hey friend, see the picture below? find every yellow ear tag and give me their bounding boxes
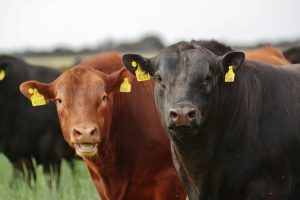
[28,88,46,106]
[135,65,151,82]
[225,66,235,83]
[0,69,5,81]
[120,78,131,93]
[132,60,150,81]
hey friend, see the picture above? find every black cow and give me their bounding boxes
[284,46,300,64]
[0,55,74,174]
[123,40,300,200]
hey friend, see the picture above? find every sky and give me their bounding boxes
[0,0,300,52]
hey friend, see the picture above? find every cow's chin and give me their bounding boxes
[169,126,199,141]
[74,143,98,158]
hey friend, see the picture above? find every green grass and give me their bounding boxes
[0,154,100,200]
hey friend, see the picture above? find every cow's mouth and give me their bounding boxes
[169,126,199,141]
[74,143,98,157]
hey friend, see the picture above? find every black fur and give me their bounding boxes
[284,46,300,64]
[0,55,75,174]
[123,40,300,200]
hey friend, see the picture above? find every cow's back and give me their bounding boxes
[80,51,123,74]
[245,46,290,66]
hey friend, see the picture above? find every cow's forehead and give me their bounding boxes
[154,46,214,81]
[54,67,106,94]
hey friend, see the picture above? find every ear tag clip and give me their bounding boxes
[225,66,235,83]
[0,69,5,81]
[28,88,46,106]
[132,61,137,68]
[120,78,131,93]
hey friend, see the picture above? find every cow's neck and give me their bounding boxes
[83,153,129,200]
[83,87,138,199]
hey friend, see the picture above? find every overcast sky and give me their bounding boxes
[1,0,300,52]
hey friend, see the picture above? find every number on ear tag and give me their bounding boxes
[28,88,46,106]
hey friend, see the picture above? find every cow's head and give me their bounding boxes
[20,66,130,158]
[123,42,244,140]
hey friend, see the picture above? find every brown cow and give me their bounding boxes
[19,52,186,200]
[245,46,290,66]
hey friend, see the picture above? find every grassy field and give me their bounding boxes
[0,154,100,200]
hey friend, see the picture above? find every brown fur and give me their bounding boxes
[245,46,290,66]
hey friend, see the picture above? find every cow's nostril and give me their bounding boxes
[73,126,98,138]
[90,128,96,136]
[73,129,82,138]
[188,109,196,119]
[170,111,178,119]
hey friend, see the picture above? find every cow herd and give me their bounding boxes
[1,40,300,200]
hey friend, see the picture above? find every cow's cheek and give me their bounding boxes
[97,110,105,126]
[59,120,72,145]
[154,87,169,126]
[56,109,72,146]
[97,105,108,141]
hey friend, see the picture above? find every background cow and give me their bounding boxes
[244,46,290,65]
[19,52,186,199]
[191,40,290,65]
[123,40,300,200]
[284,46,300,64]
[0,55,74,174]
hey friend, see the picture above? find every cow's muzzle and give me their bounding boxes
[70,123,100,157]
[167,103,200,129]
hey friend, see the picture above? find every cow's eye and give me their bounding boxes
[154,74,166,89]
[55,98,62,104]
[102,95,108,102]
[154,74,162,82]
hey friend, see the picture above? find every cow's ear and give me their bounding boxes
[0,62,10,81]
[220,51,245,72]
[19,81,54,103]
[107,68,134,93]
[122,54,154,76]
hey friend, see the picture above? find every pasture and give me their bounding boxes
[0,154,100,200]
